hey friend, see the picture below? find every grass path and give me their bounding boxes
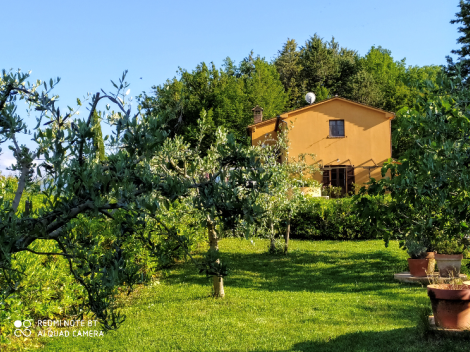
[42,239,470,351]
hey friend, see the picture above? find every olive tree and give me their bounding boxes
[0,70,270,329]
[253,122,320,254]
[147,111,270,297]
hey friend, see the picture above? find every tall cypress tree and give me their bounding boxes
[92,110,105,161]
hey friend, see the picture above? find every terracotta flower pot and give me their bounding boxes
[427,284,470,330]
[407,252,436,277]
[408,258,429,277]
[435,253,463,277]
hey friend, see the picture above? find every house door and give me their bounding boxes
[322,166,355,197]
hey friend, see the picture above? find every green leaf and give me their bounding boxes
[162,199,170,211]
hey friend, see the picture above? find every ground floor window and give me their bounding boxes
[321,165,355,197]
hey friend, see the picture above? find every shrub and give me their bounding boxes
[0,240,83,341]
[0,173,17,196]
[290,195,388,240]
[0,191,206,346]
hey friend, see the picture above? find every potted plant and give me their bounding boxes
[290,174,321,198]
[427,280,470,330]
[433,238,465,278]
[405,238,435,277]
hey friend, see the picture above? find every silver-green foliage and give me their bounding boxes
[253,122,320,252]
[0,69,271,330]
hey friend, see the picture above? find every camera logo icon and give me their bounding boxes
[14,320,32,337]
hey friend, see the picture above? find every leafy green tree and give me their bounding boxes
[274,36,442,115]
[147,112,270,297]
[345,69,383,107]
[274,39,306,109]
[392,64,443,158]
[354,72,470,253]
[0,69,271,329]
[253,122,320,254]
[352,46,408,111]
[275,34,356,109]
[446,0,470,78]
[243,56,288,122]
[142,53,288,147]
[298,35,357,103]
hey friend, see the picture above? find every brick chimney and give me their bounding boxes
[252,105,263,124]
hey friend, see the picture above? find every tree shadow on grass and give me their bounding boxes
[157,244,458,349]
[168,246,414,295]
[162,245,431,324]
[253,328,470,352]
[227,250,407,293]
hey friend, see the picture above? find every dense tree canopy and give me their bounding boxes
[274,39,305,109]
[141,54,288,148]
[274,35,442,113]
[355,72,470,254]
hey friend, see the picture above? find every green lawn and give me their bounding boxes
[40,239,470,351]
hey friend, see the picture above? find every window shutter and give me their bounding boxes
[322,166,330,186]
[346,166,355,195]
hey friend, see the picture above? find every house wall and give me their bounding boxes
[250,99,392,186]
[251,121,279,147]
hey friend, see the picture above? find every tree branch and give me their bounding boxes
[169,158,190,179]
[99,209,115,219]
[11,134,30,213]
[25,248,74,258]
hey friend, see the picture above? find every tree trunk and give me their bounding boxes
[269,220,275,253]
[207,217,219,251]
[212,276,225,297]
[284,216,291,254]
[24,198,32,217]
[207,217,224,298]
[12,164,29,213]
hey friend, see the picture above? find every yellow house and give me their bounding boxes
[247,97,395,196]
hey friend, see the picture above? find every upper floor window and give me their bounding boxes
[329,120,344,137]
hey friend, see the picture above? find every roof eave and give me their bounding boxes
[282,97,395,118]
[246,117,282,130]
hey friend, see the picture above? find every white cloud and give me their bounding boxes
[0,150,19,176]
[0,150,41,177]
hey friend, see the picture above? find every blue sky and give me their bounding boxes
[0,0,461,174]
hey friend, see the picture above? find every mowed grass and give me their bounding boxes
[42,239,470,352]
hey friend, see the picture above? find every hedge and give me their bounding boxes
[290,196,388,240]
